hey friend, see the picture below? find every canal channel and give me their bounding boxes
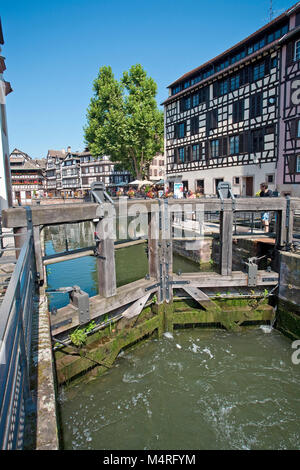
[44,223,300,450]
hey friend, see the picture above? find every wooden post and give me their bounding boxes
[33,225,44,283]
[163,199,173,304]
[96,213,116,298]
[13,226,27,260]
[219,201,233,276]
[148,208,160,280]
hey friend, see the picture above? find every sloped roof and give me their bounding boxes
[47,149,66,159]
[167,1,300,90]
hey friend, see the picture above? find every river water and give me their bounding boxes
[59,328,300,450]
[44,224,300,450]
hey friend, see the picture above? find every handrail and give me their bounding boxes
[0,229,36,450]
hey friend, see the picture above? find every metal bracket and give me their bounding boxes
[51,318,73,331]
[262,277,278,283]
[46,285,90,325]
[168,281,191,286]
[96,255,106,260]
[145,282,161,292]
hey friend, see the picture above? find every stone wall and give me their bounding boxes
[173,236,271,272]
[277,251,300,340]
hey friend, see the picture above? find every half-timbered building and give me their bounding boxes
[277,4,300,195]
[163,3,300,197]
[9,148,45,205]
[45,149,66,197]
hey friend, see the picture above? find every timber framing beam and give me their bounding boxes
[2,197,300,229]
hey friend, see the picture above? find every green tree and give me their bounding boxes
[84,64,164,179]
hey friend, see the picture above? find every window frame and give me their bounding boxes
[295,40,300,61]
[297,156,300,173]
[229,135,240,155]
[211,139,220,158]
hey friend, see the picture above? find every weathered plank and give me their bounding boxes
[220,203,233,276]
[172,271,279,288]
[122,293,151,319]
[2,197,298,229]
[182,286,221,312]
[95,215,116,298]
[51,278,159,335]
[33,226,44,282]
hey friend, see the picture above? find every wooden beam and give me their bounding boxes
[2,197,298,229]
[51,278,159,335]
[121,293,151,320]
[172,271,279,288]
[148,209,160,280]
[220,201,233,276]
[182,286,221,312]
[95,215,116,298]
[33,226,44,283]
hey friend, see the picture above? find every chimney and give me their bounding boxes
[67,146,71,153]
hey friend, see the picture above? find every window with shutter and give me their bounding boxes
[191,116,199,136]
[213,82,219,98]
[288,155,297,174]
[252,129,264,152]
[295,41,300,61]
[233,100,244,123]
[250,93,262,118]
[286,41,294,66]
[290,119,297,139]
[205,141,210,161]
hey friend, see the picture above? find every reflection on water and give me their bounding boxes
[44,224,200,311]
[59,328,300,450]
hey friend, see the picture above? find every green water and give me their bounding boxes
[59,328,300,450]
[45,224,300,450]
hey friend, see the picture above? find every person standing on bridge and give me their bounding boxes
[260,183,273,233]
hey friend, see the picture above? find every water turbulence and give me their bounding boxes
[59,329,300,450]
[44,222,300,450]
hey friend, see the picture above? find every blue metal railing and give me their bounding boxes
[0,229,36,450]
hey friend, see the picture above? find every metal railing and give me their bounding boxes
[0,229,36,450]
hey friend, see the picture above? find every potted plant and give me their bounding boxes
[116,189,123,197]
[127,189,135,199]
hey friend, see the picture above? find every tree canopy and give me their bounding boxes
[84,64,164,179]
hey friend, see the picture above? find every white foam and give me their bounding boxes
[203,348,214,359]
[260,325,273,334]
[163,332,174,339]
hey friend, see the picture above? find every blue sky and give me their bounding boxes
[1,0,295,158]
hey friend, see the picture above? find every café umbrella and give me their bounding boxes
[128,180,153,186]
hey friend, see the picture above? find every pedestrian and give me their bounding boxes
[260,183,273,233]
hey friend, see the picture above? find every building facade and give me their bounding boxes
[163,3,300,197]
[45,147,132,196]
[45,149,66,196]
[277,6,300,195]
[10,148,45,205]
[148,153,166,183]
[0,18,12,213]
